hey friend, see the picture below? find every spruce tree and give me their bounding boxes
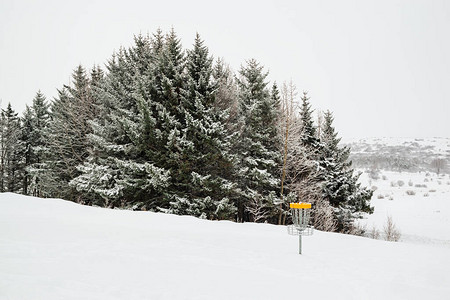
[21,106,33,194]
[72,31,237,216]
[234,59,281,222]
[28,91,50,196]
[212,58,239,129]
[319,110,373,231]
[42,88,73,198]
[71,38,170,208]
[70,51,136,206]
[44,66,97,200]
[299,91,320,151]
[167,33,236,219]
[19,91,50,196]
[0,103,22,192]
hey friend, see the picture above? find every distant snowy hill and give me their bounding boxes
[343,137,450,173]
[344,137,450,247]
[1,193,449,300]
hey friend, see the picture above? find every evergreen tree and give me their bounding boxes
[234,59,281,222]
[44,66,97,200]
[140,29,188,209]
[0,103,22,192]
[25,91,50,196]
[72,31,237,217]
[71,38,170,208]
[167,33,236,219]
[299,91,320,151]
[150,28,165,55]
[319,110,373,231]
[21,106,33,194]
[212,58,239,129]
[90,65,104,88]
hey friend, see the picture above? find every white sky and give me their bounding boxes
[1,0,449,138]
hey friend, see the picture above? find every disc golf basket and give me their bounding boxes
[287,202,314,254]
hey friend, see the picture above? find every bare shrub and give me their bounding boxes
[429,189,436,193]
[383,215,401,242]
[390,181,397,187]
[388,196,394,200]
[431,158,446,175]
[247,194,270,223]
[415,184,427,188]
[278,80,298,225]
[368,168,380,180]
[424,178,429,182]
[408,180,413,186]
[377,194,385,199]
[369,225,380,240]
[312,197,337,232]
[397,180,405,187]
[423,193,429,197]
[406,190,416,195]
[348,222,366,237]
[382,175,388,180]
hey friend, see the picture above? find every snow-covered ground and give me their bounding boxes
[1,193,449,300]
[358,170,450,247]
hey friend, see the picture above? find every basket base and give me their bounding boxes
[287,225,314,236]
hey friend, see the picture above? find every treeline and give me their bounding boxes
[2,29,372,232]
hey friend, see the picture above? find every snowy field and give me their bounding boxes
[1,193,449,300]
[358,170,450,246]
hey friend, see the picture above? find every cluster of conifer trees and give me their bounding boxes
[1,29,373,232]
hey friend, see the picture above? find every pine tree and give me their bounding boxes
[0,103,22,192]
[90,65,104,88]
[212,58,239,129]
[167,33,236,220]
[21,106,33,195]
[42,88,73,198]
[44,66,97,200]
[319,110,373,231]
[150,28,165,55]
[20,91,50,196]
[72,31,237,216]
[299,91,320,151]
[234,59,281,222]
[28,91,50,196]
[71,38,171,208]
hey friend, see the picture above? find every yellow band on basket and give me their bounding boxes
[290,202,312,209]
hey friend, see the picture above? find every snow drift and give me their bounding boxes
[1,193,449,300]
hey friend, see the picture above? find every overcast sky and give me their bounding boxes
[1,0,449,138]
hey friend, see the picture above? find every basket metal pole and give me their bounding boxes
[299,234,302,255]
